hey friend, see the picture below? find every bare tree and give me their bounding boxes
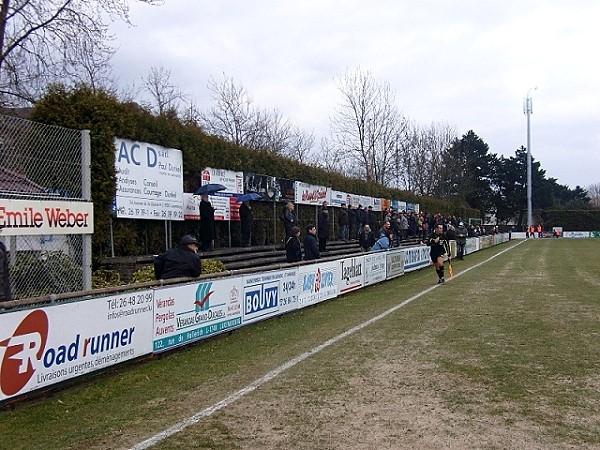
[200,73,315,158]
[587,183,600,208]
[201,73,256,147]
[395,121,456,195]
[283,126,315,164]
[0,0,162,106]
[141,66,185,115]
[330,67,405,185]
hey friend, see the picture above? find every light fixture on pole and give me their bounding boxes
[523,86,537,231]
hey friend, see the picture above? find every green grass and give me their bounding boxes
[2,239,600,449]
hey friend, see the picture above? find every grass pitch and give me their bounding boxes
[2,239,600,449]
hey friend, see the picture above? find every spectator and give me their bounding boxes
[358,224,375,252]
[455,221,468,260]
[356,204,366,238]
[318,202,330,252]
[239,201,253,247]
[281,202,297,239]
[285,226,302,263]
[0,241,12,304]
[338,203,349,241]
[154,235,202,280]
[348,204,357,240]
[199,195,215,251]
[365,206,376,230]
[371,232,391,251]
[303,224,320,261]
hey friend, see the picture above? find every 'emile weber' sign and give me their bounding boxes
[0,199,94,235]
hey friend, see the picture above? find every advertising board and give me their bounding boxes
[114,138,184,220]
[242,269,299,324]
[0,291,154,402]
[153,278,243,353]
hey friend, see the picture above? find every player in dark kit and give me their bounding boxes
[427,223,447,283]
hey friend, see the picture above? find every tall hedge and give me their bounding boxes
[29,86,478,260]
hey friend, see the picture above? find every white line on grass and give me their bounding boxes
[131,240,525,450]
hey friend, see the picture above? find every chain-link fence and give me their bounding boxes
[0,114,91,300]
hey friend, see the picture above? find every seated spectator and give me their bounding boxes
[154,235,201,279]
[371,233,391,251]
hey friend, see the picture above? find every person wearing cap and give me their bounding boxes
[154,235,202,280]
[455,221,468,260]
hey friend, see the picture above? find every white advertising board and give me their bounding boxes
[298,261,338,307]
[385,249,405,280]
[200,167,244,194]
[114,138,184,220]
[364,252,388,286]
[402,245,431,272]
[242,269,299,324]
[330,190,351,208]
[563,231,590,238]
[0,199,94,236]
[153,278,243,353]
[183,193,200,220]
[295,182,331,206]
[338,256,365,294]
[0,290,154,402]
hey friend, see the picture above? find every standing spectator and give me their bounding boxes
[408,212,418,238]
[154,235,202,279]
[281,202,297,239]
[365,206,376,230]
[372,221,392,251]
[356,205,366,238]
[359,224,375,252]
[303,224,320,261]
[338,203,349,241]
[0,241,12,304]
[239,201,253,247]
[199,195,215,251]
[400,212,409,241]
[348,204,357,240]
[285,226,302,263]
[455,221,468,260]
[318,202,330,252]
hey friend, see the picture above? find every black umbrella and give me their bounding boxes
[194,183,227,195]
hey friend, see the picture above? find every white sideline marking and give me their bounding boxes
[131,241,523,449]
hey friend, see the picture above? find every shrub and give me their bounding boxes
[92,269,123,288]
[202,259,227,275]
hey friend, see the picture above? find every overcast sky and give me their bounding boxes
[110,0,600,189]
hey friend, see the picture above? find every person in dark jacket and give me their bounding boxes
[427,223,448,284]
[348,205,357,240]
[303,224,320,261]
[358,224,375,252]
[239,201,253,247]
[0,241,12,304]
[154,235,202,280]
[317,203,329,252]
[281,202,296,239]
[199,195,215,251]
[338,203,349,241]
[285,226,302,263]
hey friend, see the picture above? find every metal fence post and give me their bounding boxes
[81,130,92,290]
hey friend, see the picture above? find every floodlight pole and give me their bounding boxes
[524,87,537,230]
